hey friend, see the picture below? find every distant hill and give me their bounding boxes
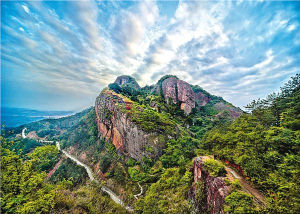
[1,107,74,127]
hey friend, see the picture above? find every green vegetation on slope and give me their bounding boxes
[0,136,127,214]
[203,74,300,213]
[3,107,93,140]
[3,137,44,157]
[50,158,89,187]
[0,137,57,213]
[2,75,298,214]
[203,159,226,177]
[135,168,193,214]
[128,103,177,135]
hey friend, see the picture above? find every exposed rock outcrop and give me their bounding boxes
[214,102,243,120]
[114,75,140,90]
[95,75,242,161]
[190,157,230,214]
[153,76,196,115]
[151,75,243,117]
[194,91,211,107]
[95,89,165,161]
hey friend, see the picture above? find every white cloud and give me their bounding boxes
[22,5,29,13]
[2,0,299,110]
[287,24,296,32]
[111,1,159,58]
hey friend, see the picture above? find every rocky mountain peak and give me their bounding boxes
[151,75,242,117]
[114,75,140,90]
[152,75,202,115]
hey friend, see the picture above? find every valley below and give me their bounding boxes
[1,74,299,214]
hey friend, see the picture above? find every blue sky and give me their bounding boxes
[1,0,299,111]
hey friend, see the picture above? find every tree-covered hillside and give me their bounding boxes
[203,74,300,213]
[1,75,299,213]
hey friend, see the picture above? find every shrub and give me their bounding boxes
[231,179,242,190]
[203,159,226,177]
[99,153,112,173]
[126,157,138,167]
[224,191,254,214]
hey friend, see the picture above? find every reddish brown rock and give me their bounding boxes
[195,91,211,107]
[112,127,124,150]
[177,80,195,114]
[98,122,110,140]
[190,157,230,214]
[95,89,165,161]
[161,77,178,104]
[158,77,196,115]
[180,103,193,115]
[47,158,63,179]
[152,76,223,115]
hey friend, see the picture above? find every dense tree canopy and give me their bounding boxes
[203,74,300,213]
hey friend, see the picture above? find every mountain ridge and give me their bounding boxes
[95,75,242,161]
[3,75,298,214]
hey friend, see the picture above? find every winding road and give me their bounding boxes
[23,128,134,212]
[134,182,143,200]
[22,128,27,139]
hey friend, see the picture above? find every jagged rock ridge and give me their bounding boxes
[152,75,242,116]
[95,75,242,161]
[152,76,196,115]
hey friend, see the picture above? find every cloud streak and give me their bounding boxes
[1,0,299,110]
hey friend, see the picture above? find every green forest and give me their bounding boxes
[202,75,300,213]
[1,74,299,213]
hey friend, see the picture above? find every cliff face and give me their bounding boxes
[152,76,242,117]
[194,91,211,107]
[95,75,242,162]
[190,157,230,214]
[95,89,164,161]
[153,76,196,115]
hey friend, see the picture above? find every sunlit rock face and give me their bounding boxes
[153,75,243,117]
[95,89,164,161]
[153,76,211,115]
[190,157,231,214]
[155,76,196,115]
[177,79,196,114]
[161,77,179,104]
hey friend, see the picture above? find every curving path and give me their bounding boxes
[134,182,143,200]
[225,166,266,206]
[22,128,134,212]
[22,128,27,139]
[201,155,266,207]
